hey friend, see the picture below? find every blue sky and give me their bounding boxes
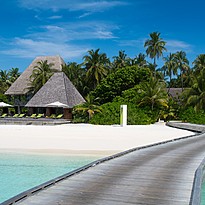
[0,0,204,72]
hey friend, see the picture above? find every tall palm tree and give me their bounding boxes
[193,54,205,75]
[144,32,167,72]
[83,49,110,90]
[174,51,189,91]
[163,53,177,91]
[29,60,55,93]
[138,76,168,110]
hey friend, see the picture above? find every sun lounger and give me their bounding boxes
[0,113,7,118]
[18,114,25,118]
[29,114,37,118]
[50,114,56,119]
[56,114,63,119]
[36,114,44,118]
[13,114,19,118]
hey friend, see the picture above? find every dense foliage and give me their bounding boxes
[90,102,153,125]
[91,66,151,104]
[179,107,205,124]
[1,31,205,125]
[29,60,55,94]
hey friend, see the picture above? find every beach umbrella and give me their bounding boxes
[45,101,69,108]
[0,102,13,107]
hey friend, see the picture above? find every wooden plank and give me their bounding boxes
[15,132,205,205]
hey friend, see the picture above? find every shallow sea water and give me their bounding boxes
[0,152,99,203]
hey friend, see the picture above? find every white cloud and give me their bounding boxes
[18,0,128,13]
[70,1,128,12]
[118,38,192,53]
[78,12,93,19]
[1,38,88,59]
[117,39,145,47]
[48,15,63,20]
[165,39,192,53]
[27,21,118,41]
[0,20,118,59]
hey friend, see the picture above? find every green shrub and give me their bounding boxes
[90,102,120,125]
[127,104,152,125]
[0,94,8,102]
[90,102,153,125]
[72,109,89,123]
[179,107,205,124]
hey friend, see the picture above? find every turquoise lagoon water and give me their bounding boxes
[0,152,99,203]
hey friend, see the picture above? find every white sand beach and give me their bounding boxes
[0,122,194,156]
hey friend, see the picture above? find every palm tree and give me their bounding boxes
[83,49,110,90]
[163,53,177,91]
[138,76,168,110]
[74,94,102,120]
[174,51,189,91]
[9,67,20,83]
[183,69,205,111]
[144,32,167,74]
[193,54,205,75]
[132,53,147,67]
[0,70,11,92]
[147,63,156,73]
[113,50,129,69]
[62,62,87,96]
[29,60,55,93]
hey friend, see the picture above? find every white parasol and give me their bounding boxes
[45,101,69,108]
[0,102,13,107]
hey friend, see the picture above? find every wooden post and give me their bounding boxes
[28,107,34,115]
[46,107,52,117]
[63,108,72,120]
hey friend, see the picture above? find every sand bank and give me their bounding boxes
[0,123,194,156]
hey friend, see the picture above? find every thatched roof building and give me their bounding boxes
[167,88,183,100]
[25,72,85,108]
[5,55,65,95]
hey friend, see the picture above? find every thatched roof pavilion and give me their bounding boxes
[167,88,183,100]
[5,55,65,95]
[25,72,85,108]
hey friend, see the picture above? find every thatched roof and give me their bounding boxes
[167,88,183,99]
[25,72,85,108]
[5,55,65,95]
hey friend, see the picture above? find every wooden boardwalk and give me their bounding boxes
[13,132,205,205]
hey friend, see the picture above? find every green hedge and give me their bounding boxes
[90,102,153,125]
[179,107,205,124]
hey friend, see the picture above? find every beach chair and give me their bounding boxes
[36,114,44,118]
[50,114,56,119]
[56,114,63,119]
[29,114,37,118]
[18,114,25,118]
[0,113,7,118]
[13,114,19,118]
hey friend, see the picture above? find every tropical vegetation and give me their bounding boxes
[29,60,56,94]
[1,31,205,124]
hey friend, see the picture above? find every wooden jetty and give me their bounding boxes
[3,124,205,205]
